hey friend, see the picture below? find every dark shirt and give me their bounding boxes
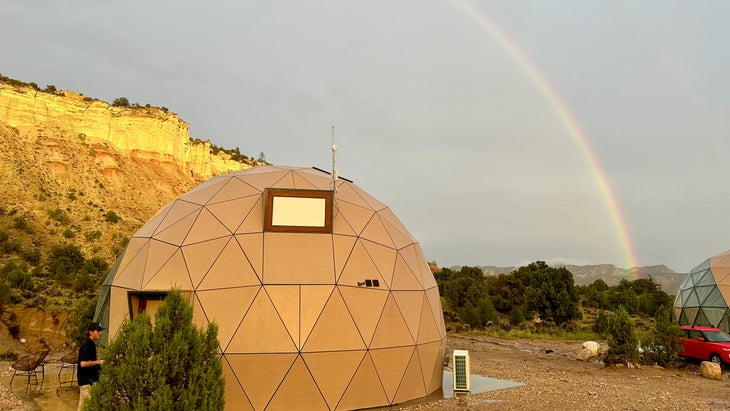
[77,337,101,386]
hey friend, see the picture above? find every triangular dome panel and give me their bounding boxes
[303,290,365,352]
[413,246,437,289]
[417,341,445,393]
[333,183,372,210]
[198,286,260,351]
[197,237,261,290]
[337,353,389,410]
[134,203,174,238]
[154,209,199,245]
[220,356,255,411]
[340,287,389,346]
[265,286,301,348]
[360,215,395,249]
[302,350,365,410]
[270,170,296,188]
[300,285,335,345]
[235,234,264,280]
[695,270,717,287]
[112,238,150,289]
[139,240,179,288]
[392,291,425,342]
[292,169,332,190]
[370,346,414,402]
[703,307,728,327]
[267,355,329,410]
[711,266,730,285]
[349,185,387,211]
[182,237,230,287]
[370,295,415,349]
[238,169,290,191]
[142,249,194,290]
[208,176,261,204]
[227,290,297,353]
[226,353,298,411]
[417,296,442,344]
[333,234,357,280]
[393,348,426,404]
[362,240,397,285]
[378,208,416,249]
[181,177,229,205]
[399,245,426,288]
[391,254,423,291]
[234,196,265,234]
[334,200,374,236]
[183,208,231,245]
[425,287,446,338]
[291,170,324,189]
[152,200,202,236]
[338,240,387,287]
[205,195,260,234]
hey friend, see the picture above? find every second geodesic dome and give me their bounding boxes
[673,249,730,332]
[95,165,447,411]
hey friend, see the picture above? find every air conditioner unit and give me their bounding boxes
[452,349,470,392]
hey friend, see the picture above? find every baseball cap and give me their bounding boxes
[88,322,105,331]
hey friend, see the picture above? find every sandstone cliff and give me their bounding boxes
[0,81,259,278]
[0,83,249,181]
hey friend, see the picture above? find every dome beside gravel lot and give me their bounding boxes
[95,165,446,410]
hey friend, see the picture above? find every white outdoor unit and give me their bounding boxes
[452,349,470,392]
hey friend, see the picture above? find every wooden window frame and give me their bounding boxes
[264,188,333,233]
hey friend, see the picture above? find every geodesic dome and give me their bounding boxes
[96,165,446,411]
[673,249,730,332]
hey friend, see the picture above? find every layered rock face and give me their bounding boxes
[0,84,248,180]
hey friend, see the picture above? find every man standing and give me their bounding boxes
[77,321,105,411]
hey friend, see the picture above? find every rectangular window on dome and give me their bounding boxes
[128,292,168,322]
[265,188,333,233]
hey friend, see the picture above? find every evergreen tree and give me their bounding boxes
[640,305,684,367]
[605,306,639,365]
[86,289,224,410]
[592,310,609,336]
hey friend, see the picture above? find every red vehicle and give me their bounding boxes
[679,325,730,366]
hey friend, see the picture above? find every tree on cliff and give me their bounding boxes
[112,97,130,107]
[85,289,224,410]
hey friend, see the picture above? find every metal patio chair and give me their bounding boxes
[10,349,50,391]
[57,348,79,392]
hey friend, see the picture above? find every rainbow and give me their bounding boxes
[452,0,639,271]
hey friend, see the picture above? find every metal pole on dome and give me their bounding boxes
[331,126,338,192]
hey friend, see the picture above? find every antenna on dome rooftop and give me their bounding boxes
[331,125,338,192]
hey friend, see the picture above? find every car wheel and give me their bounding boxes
[710,353,723,367]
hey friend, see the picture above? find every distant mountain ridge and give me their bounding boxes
[455,264,687,294]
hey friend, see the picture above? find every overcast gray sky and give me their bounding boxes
[3,1,729,272]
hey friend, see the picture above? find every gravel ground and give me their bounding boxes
[0,365,32,411]
[394,334,730,411]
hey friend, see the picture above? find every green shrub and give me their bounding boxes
[62,228,75,238]
[84,230,102,242]
[21,248,41,264]
[104,211,120,224]
[605,306,639,365]
[639,305,684,367]
[6,268,34,290]
[47,208,71,224]
[87,289,224,410]
[592,310,610,335]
